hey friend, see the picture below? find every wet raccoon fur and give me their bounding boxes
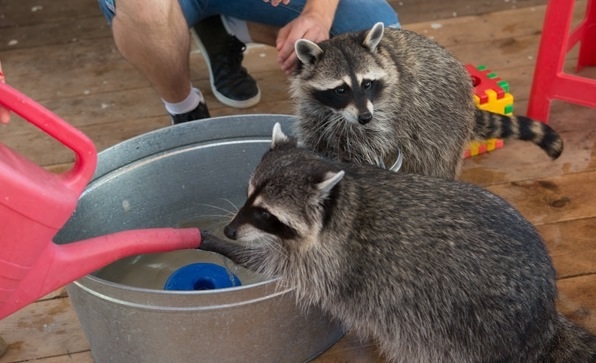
[290,22,563,179]
[200,124,595,363]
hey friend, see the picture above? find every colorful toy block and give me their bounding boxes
[463,64,513,158]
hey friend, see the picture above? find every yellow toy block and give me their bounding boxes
[463,65,513,159]
[475,90,515,116]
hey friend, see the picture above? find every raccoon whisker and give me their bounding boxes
[263,237,289,261]
[341,126,353,160]
[195,202,237,216]
[308,120,329,149]
[331,114,350,154]
[318,116,339,144]
[219,198,240,212]
[193,213,234,220]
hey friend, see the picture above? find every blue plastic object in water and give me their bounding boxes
[164,263,241,291]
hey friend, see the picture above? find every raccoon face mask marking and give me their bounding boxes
[312,78,383,125]
[296,39,387,126]
[224,124,345,248]
[223,195,298,242]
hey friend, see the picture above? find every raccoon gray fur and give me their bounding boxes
[200,124,595,363]
[290,22,563,179]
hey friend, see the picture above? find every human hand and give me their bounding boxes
[263,0,290,6]
[0,62,10,125]
[276,12,331,74]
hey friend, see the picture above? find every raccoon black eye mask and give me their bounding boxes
[199,123,594,363]
[291,22,563,179]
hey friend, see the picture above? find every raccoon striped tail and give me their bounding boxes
[473,109,563,159]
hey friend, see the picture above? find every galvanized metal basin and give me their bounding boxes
[55,115,343,363]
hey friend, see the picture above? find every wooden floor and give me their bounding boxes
[1,0,595,362]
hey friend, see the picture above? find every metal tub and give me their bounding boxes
[55,115,343,363]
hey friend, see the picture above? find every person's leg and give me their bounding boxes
[97,0,209,123]
[204,0,399,36]
[112,0,190,103]
[328,0,401,34]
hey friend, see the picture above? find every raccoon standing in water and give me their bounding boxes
[290,23,563,179]
[200,124,595,363]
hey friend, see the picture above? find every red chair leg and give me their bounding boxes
[528,0,596,122]
[527,0,576,122]
[577,0,596,70]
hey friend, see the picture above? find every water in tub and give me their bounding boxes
[95,216,266,290]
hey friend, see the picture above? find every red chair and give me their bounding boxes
[527,0,596,122]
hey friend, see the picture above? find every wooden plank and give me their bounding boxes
[449,33,544,74]
[484,170,596,226]
[313,332,382,362]
[460,125,596,186]
[539,218,596,279]
[0,0,102,28]
[0,297,90,362]
[0,38,151,103]
[404,1,586,48]
[0,17,110,52]
[0,1,594,362]
[0,91,293,170]
[404,3,547,46]
[2,274,592,363]
[0,41,279,104]
[7,351,95,363]
[557,275,596,332]
[393,0,548,24]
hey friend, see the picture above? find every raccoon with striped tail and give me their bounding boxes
[290,22,563,179]
[199,123,595,363]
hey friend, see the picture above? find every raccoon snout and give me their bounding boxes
[224,224,237,240]
[358,112,373,125]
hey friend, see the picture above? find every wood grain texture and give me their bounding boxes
[0,0,593,362]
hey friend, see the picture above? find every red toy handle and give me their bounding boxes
[0,82,97,194]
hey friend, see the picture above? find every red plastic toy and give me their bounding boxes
[466,64,509,104]
[0,82,201,319]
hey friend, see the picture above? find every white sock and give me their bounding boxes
[163,87,204,115]
[222,16,252,44]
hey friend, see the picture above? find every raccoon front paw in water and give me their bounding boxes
[199,230,244,264]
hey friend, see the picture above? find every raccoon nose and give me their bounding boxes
[224,224,237,240]
[358,112,373,125]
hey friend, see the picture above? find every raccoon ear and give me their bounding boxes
[295,39,323,65]
[317,170,345,199]
[271,122,291,149]
[363,22,385,52]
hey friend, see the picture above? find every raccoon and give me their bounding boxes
[200,124,595,363]
[290,22,563,179]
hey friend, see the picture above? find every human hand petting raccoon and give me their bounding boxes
[276,0,338,74]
